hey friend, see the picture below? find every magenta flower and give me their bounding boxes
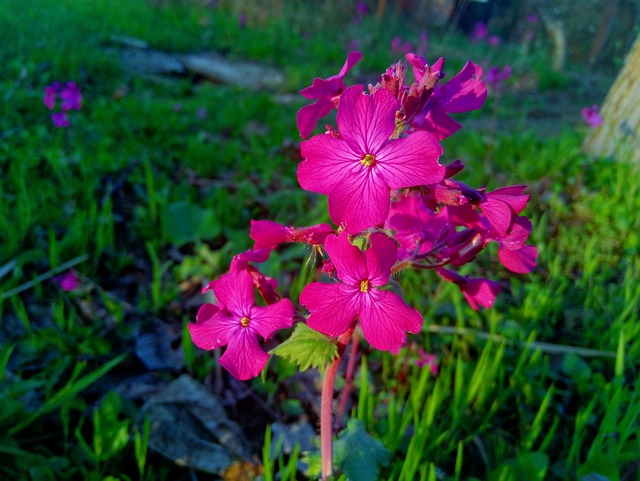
[485,66,511,92]
[494,217,538,274]
[298,85,444,233]
[43,82,60,110]
[51,112,70,128]
[297,51,362,138]
[416,349,439,375]
[414,61,487,139]
[581,104,603,128]
[250,220,333,250]
[481,184,530,238]
[436,268,500,310]
[300,232,423,352]
[471,21,488,42]
[54,270,80,291]
[189,269,294,380]
[60,82,82,111]
[44,81,82,127]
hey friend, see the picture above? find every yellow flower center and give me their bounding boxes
[240,316,250,328]
[360,153,376,167]
[360,279,370,293]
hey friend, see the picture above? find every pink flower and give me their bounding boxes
[44,81,82,127]
[480,184,529,238]
[51,112,70,128]
[436,268,500,310]
[471,22,488,42]
[250,220,333,249]
[60,82,82,111]
[487,35,501,47]
[416,349,439,375]
[414,61,487,139]
[225,248,281,305]
[43,82,60,110]
[581,105,603,128]
[297,51,362,138]
[189,269,294,380]
[54,270,80,291]
[494,217,538,274]
[298,85,444,233]
[485,66,511,91]
[300,232,423,352]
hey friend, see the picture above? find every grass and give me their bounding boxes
[1,1,639,480]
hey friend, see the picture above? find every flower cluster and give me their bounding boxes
[190,51,537,380]
[43,81,82,128]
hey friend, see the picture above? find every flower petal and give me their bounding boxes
[376,131,444,188]
[298,134,359,195]
[250,298,294,340]
[211,270,254,317]
[364,233,397,286]
[328,170,390,233]
[301,282,359,338]
[250,220,291,249]
[418,105,462,140]
[188,309,236,350]
[337,85,397,155]
[498,244,538,273]
[324,232,367,284]
[219,329,270,380]
[461,277,501,310]
[439,61,487,113]
[359,289,423,351]
[297,97,335,138]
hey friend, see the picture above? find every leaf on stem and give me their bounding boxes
[270,323,338,372]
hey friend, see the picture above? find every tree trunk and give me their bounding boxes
[583,32,640,163]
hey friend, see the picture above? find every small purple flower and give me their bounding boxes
[416,349,439,375]
[471,21,488,42]
[488,35,500,47]
[527,14,538,24]
[43,82,61,110]
[486,65,511,92]
[51,112,70,128]
[44,81,82,127]
[356,1,368,16]
[197,106,207,120]
[60,82,82,111]
[238,12,247,28]
[54,270,79,291]
[581,105,603,128]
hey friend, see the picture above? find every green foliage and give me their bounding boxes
[303,419,390,481]
[334,419,390,481]
[270,323,338,372]
[488,452,549,481]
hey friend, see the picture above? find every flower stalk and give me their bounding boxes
[321,328,354,480]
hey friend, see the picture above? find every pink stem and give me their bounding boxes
[321,328,354,481]
[334,331,360,430]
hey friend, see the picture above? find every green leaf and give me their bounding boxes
[93,391,130,461]
[270,323,337,372]
[488,452,548,481]
[577,453,620,481]
[161,201,220,247]
[333,419,390,481]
